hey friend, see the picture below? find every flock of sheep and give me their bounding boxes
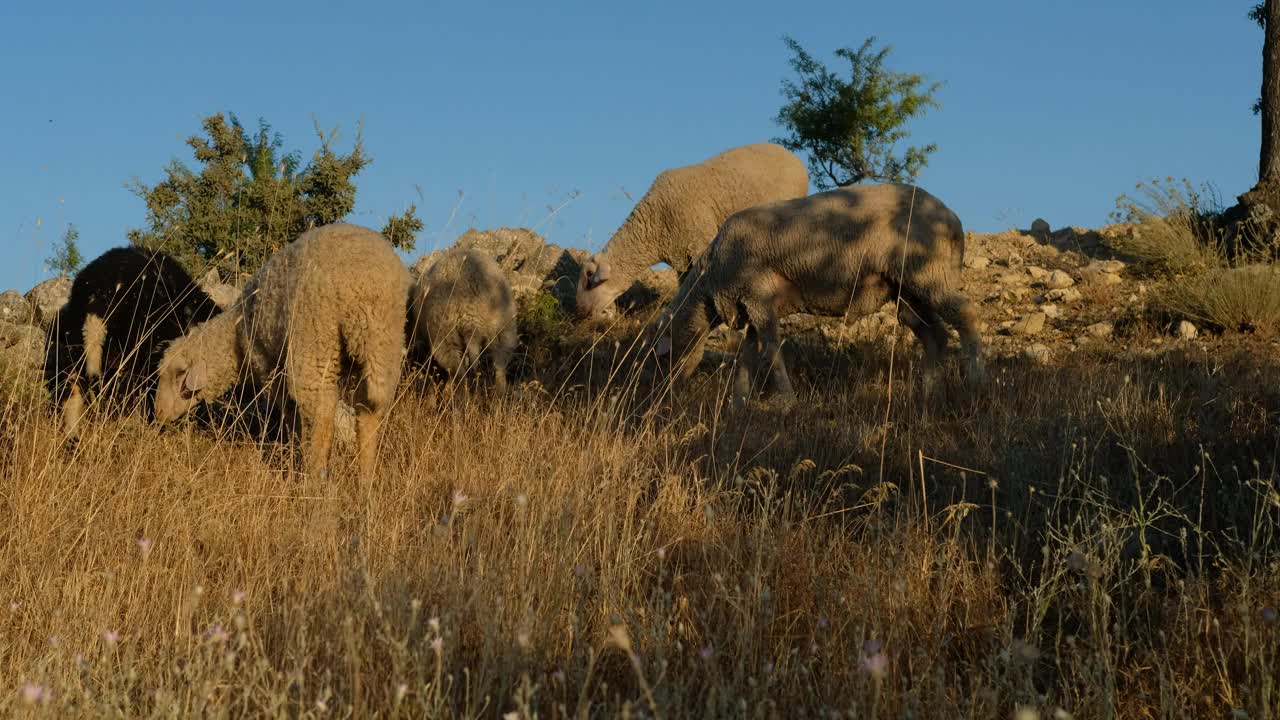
[40,142,985,482]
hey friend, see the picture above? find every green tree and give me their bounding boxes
[774,35,942,189]
[47,223,84,276]
[128,113,421,278]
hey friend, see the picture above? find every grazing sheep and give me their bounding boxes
[654,183,985,405]
[409,248,517,393]
[576,142,809,319]
[154,223,410,482]
[43,246,222,438]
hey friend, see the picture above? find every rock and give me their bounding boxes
[1045,270,1075,290]
[1085,321,1114,338]
[1176,320,1198,340]
[1010,312,1047,336]
[409,227,593,309]
[1047,287,1083,303]
[0,290,33,325]
[1026,266,1049,280]
[25,276,72,328]
[1089,259,1127,274]
[0,320,46,370]
[964,255,991,270]
[1030,218,1051,237]
[997,252,1025,269]
[998,273,1027,286]
[1024,343,1052,364]
[1040,303,1062,319]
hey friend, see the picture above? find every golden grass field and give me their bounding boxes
[2,314,1279,718]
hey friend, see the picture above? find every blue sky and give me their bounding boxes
[0,0,1263,293]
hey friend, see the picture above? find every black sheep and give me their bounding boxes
[43,246,223,436]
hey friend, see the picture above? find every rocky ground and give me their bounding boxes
[3,222,1274,387]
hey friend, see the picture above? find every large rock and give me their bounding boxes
[25,276,72,328]
[0,290,33,325]
[0,320,45,371]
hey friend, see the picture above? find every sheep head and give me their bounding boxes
[575,255,621,319]
[154,334,220,422]
[648,293,711,381]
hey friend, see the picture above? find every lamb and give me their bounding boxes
[43,246,223,438]
[153,223,411,482]
[575,142,809,319]
[653,183,986,406]
[409,248,517,393]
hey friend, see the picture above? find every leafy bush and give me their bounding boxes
[516,290,569,345]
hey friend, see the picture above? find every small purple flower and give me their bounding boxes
[763,660,775,675]
[102,630,121,645]
[207,624,229,643]
[452,490,469,507]
[817,616,830,629]
[862,651,888,677]
[862,638,882,656]
[699,645,714,660]
[231,590,246,605]
[20,682,50,705]
[137,538,153,557]
[1262,606,1278,625]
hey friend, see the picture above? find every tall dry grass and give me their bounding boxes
[1,324,1279,718]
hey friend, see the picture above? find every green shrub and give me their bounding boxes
[516,290,569,344]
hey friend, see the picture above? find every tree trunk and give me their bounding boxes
[1260,0,1280,181]
[1221,0,1280,261]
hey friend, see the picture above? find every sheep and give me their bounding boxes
[153,223,411,482]
[653,183,986,406]
[576,142,809,319]
[43,246,223,438]
[409,248,517,394]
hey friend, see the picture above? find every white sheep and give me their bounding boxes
[654,183,986,406]
[154,223,411,482]
[576,142,809,319]
[409,248,517,393]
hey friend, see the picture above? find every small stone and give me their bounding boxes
[1041,303,1062,319]
[1026,266,1049,280]
[1031,218,1051,236]
[1046,270,1075,289]
[964,255,991,270]
[1176,320,1198,340]
[1010,312,1046,336]
[1024,343,1051,364]
[1091,272,1122,287]
[1001,252,1025,269]
[1085,321,1114,338]
[1047,288,1083,303]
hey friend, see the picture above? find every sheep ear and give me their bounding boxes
[183,357,209,393]
[586,261,610,290]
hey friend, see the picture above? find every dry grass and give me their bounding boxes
[1158,264,1280,335]
[2,325,1280,718]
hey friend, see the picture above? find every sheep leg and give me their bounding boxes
[732,326,763,409]
[755,312,796,405]
[352,345,402,485]
[60,378,86,440]
[935,293,986,384]
[490,342,511,396]
[896,298,948,398]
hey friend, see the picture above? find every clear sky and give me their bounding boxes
[0,0,1263,293]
